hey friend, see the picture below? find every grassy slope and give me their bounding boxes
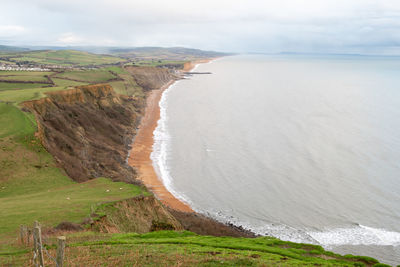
[0,86,69,103]
[105,66,144,97]
[0,102,147,236]
[2,231,383,266]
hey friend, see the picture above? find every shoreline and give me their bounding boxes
[128,59,213,212]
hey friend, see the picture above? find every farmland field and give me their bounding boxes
[0,82,50,91]
[5,50,126,66]
[0,71,53,82]
[54,69,117,83]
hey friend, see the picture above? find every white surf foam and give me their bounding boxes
[150,81,194,207]
[150,59,219,207]
[198,208,319,244]
[194,208,400,248]
[309,225,400,247]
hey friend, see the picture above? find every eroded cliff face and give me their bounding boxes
[24,84,142,183]
[91,196,183,233]
[89,196,255,237]
[125,66,177,91]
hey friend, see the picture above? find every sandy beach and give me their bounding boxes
[128,59,212,212]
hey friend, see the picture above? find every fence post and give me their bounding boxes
[33,229,38,266]
[27,228,31,246]
[56,236,66,267]
[20,225,26,244]
[33,224,45,267]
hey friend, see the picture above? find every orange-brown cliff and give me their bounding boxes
[24,84,142,183]
[125,66,177,91]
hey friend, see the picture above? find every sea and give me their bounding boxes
[151,54,400,265]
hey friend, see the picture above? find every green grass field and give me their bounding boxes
[0,86,70,103]
[0,103,35,138]
[104,66,129,74]
[54,69,117,83]
[0,177,146,236]
[0,71,53,82]
[0,65,143,103]
[51,77,88,87]
[0,82,50,91]
[0,75,49,82]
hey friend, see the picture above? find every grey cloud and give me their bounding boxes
[1,0,400,54]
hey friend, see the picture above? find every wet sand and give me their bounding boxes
[128,60,212,212]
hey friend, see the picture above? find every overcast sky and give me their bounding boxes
[1,0,400,54]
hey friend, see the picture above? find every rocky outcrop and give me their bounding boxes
[23,84,142,183]
[90,196,255,238]
[91,196,183,233]
[125,66,177,91]
[168,208,256,238]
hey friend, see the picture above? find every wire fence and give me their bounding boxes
[20,222,65,267]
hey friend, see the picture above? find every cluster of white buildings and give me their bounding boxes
[0,64,51,71]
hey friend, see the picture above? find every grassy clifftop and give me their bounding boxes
[3,231,384,266]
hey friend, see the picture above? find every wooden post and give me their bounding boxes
[20,225,26,244]
[56,236,66,267]
[33,227,38,267]
[33,225,44,267]
[33,221,39,252]
[27,228,31,246]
